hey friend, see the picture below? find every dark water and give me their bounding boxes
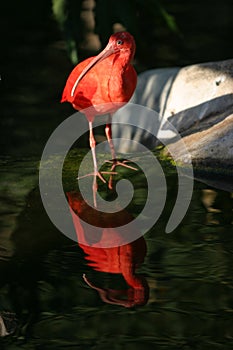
[0,151,233,349]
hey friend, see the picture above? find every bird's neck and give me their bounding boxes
[113,51,133,71]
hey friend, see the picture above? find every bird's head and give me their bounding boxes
[71,32,136,97]
[108,31,136,60]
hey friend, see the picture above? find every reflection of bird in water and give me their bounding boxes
[67,191,149,308]
[61,32,137,206]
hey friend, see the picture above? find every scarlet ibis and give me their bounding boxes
[67,191,149,307]
[61,32,137,205]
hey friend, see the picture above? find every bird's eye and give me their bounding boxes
[117,40,123,45]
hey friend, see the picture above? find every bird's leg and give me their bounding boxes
[89,123,105,182]
[77,121,116,206]
[92,174,97,208]
[105,115,138,189]
[78,121,106,183]
[105,115,117,161]
[105,115,138,170]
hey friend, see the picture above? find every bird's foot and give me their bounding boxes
[105,159,138,190]
[78,170,118,207]
[77,170,116,183]
[105,159,138,172]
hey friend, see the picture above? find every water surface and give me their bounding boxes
[0,152,232,349]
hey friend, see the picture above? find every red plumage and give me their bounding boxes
[61,32,137,207]
[61,31,137,118]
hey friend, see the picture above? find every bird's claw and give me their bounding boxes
[77,170,117,183]
[105,159,138,171]
[77,171,118,208]
[77,171,107,183]
[104,159,138,190]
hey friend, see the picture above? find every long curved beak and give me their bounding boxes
[71,43,118,97]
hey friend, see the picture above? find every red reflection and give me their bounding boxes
[67,191,149,307]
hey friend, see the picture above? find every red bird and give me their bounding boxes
[61,32,137,203]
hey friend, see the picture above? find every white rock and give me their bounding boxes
[113,59,233,170]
